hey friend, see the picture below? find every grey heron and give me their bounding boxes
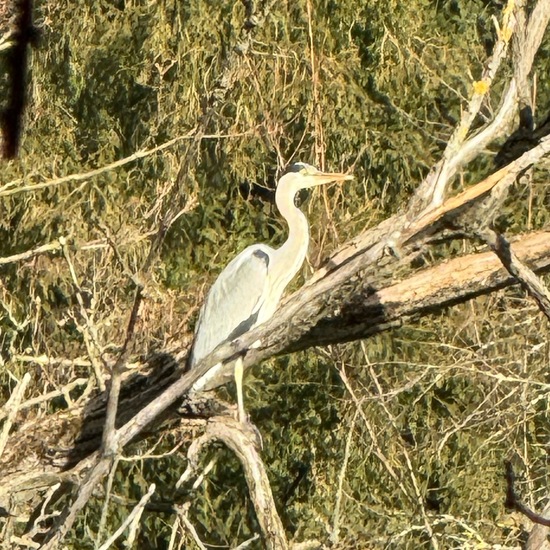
[188,163,353,422]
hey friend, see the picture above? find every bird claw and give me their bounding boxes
[235,407,249,424]
[228,407,263,449]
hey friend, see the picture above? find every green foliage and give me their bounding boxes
[1,0,550,547]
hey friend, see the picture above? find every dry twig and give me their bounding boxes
[97,483,156,550]
[61,237,107,392]
[0,372,30,458]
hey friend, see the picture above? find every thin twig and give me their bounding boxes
[167,514,181,550]
[0,129,261,198]
[61,237,106,391]
[101,286,143,455]
[97,483,156,550]
[96,458,120,546]
[0,232,157,267]
[11,353,92,367]
[0,130,206,197]
[330,398,358,545]
[176,503,208,550]
[23,482,62,542]
[0,376,88,421]
[234,534,261,549]
[0,240,62,265]
[0,372,30,458]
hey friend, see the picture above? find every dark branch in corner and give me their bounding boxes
[505,461,550,528]
[495,106,550,168]
[2,0,38,159]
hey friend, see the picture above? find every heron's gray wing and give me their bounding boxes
[189,245,271,367]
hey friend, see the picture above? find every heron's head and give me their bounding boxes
[278,162,353,193]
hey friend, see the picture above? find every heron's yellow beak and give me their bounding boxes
[307,171,353,187]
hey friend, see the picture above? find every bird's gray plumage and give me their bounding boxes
[188,246,271,367]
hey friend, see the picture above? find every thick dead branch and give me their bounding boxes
[512,0,530,106]
[315,132,550,284]
[479,229,550,320]
[210,230,550,386]
[422,0,516,207]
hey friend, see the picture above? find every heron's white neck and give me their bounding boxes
[272,179,310,286]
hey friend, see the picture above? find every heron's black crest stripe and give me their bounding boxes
[253,249,270,267]
[284,162,317,175]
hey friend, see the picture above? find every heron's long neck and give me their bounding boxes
[273,182,309,283]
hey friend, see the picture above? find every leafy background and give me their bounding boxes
[1,0,550,548]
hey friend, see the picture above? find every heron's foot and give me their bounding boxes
[231,408,263,449]
[235,403,250,425]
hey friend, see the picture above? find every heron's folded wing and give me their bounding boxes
[189,245,270,366]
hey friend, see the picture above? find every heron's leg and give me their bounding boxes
[235,357,246,423]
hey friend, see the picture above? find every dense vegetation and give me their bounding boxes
[1,0,549,548]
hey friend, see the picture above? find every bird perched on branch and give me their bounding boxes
[188,163,353,422]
